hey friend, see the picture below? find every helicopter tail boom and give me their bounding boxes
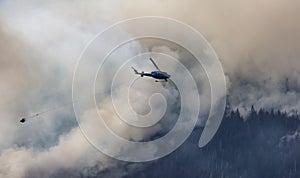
[131,67,152,77]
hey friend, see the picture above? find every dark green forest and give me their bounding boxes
[124,107,300,178]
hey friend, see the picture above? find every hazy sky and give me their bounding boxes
[0,0,299,177]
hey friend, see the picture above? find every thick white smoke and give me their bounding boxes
[0,0,299,177]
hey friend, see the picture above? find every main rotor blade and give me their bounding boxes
[149,58,161,71]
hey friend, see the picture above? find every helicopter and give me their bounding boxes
[131,58,171,82]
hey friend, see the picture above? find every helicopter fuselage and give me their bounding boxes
[140,71,170,80]
[131,58,171,81]
[150,71,170,79]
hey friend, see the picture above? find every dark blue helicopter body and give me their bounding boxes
[151,71,170,80]
[132,58,171,82]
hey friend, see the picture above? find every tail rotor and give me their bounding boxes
[131,67,138,74]
[131,67,145,77]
